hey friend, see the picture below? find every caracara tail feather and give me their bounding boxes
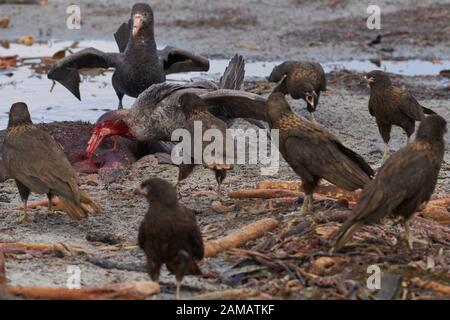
[337,144,375,179]
[79,190,103,214]
[421,106,436,116]
[57,190,102,220]
[332,220,363,252]
[58,197,88,220]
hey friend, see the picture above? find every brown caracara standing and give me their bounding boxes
[2,103,102,223]
[177,93,233,201]
[135,178,204,299]
[333,115,446,252]
[268,61,327,123]
[365,70,436,161]
[266,92,374,214]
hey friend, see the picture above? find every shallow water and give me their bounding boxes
[1,40,449,129]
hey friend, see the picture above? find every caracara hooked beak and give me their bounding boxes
[305,91,318,108]
[365,75,375,84]
[133,186,148,196]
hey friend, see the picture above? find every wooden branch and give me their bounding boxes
[228,188,354,208]
[204,218,279,258]
[419,205,450,224]
[256,180,361,202]
[189,289,258,300]
[429,194,450,206]
[256,180,300,191]
[6,281,160,300]
[0,242,72,257]
[410,277,450,295]
[13,198,64,210]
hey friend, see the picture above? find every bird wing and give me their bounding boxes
[200,89,268,122]
[186,112,232,169]
[134,82,190,109]
[138,221,146,250]
[158,46,210,75]
[114,21,131,53]
[3,127,80,202]
[397,88,424,121]
[312,62,327,91]
[219,54,245,90]
[368,96,376,117]
[48,48,121,100]
[340,146,435,227]
[283,123,373,190]
[184,208,204,260]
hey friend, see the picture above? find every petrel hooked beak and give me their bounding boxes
[132,14,144,36]
[86,127,112,157]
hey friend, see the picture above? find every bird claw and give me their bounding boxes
[407,236,428,250]
[300,204,314,215]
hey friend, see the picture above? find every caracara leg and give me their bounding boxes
[300,178,319,214]
[382,143,389,162]
[406,136,411,145]
[310,112,317,123]
[301,194,314,214]
[47,192,54,212]
[215,170,227,202]
[15,180,30,224]
[176,280,182,300]
[403,219,427,249]
[17,199,29,224]
[216,182,222,202]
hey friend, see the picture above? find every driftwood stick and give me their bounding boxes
[256,180,300,191]
[13,197,63,210]
[228,189,353,208]
[419,205,450,223]
[204,218,279,258]
[410,277,450,295]
[256,180,361,202]
[0,242,72,257]
[6,281,160,300]
[189,289,258,300]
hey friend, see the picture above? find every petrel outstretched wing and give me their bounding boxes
[48,48,120,100]
[159,46,210,75]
